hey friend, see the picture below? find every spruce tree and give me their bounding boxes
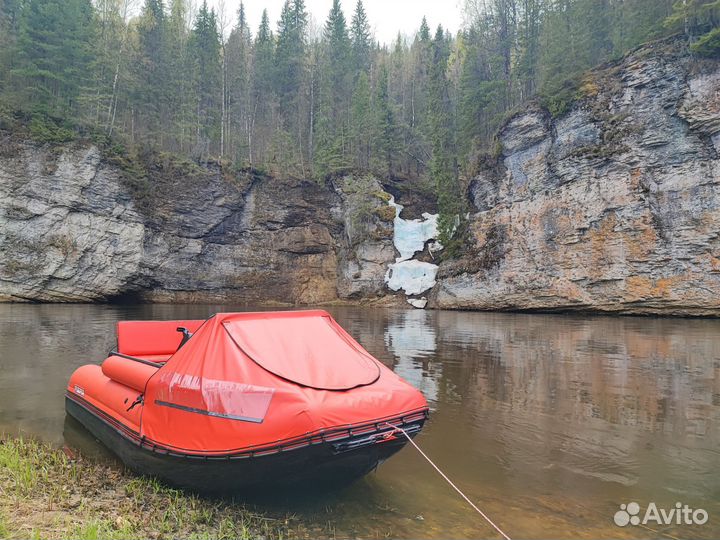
[250,9,274,166]
[274,0,308,171]
[350,71,372,169]
[665,0,720,37]
[0,0,689,179]
[226,2,252,162]
[665,0,720,56]
[10,0,96,119]
[350,0,372,74]
[166,0,193,151]
[428,25,463,247]
[314,0,352,174]
[373,62,398,176]
[135,0,169,144]
[188,0,221,158]
[0,0,20,95]
[275,0,307,124]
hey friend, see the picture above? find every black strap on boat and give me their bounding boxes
[108,351,161,368]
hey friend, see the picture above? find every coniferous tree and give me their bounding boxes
[458,26,505,161]
[665,0,720,56]
[350,0,372,74]
[188,0,221,159]
[612,0,674,51]
[516,0,543,100]
[250,9,274,166]
[166,0,193,151]
[225,2,252,162]
[134,0,170,144]
[407,17,432,176]
[373,62,398,176]
[0,0,694,190]
[274,0,308,173]
[0,0,16,95]
[665,0,720,36]
[429,25,463,246]
[350,70,372,168]
[9,0,96,119]
[1,0,22,97]
[314,0,352,176]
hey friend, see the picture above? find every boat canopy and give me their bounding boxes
[140,310,427,455]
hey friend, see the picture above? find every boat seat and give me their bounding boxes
[116,320,205,357]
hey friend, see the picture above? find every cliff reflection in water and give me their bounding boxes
[385,310,719,501]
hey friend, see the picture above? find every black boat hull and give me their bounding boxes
[65,395,424,494]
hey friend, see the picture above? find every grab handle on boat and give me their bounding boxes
[126,394,144,412]
[176,327,192,349]
[108,351,162,368]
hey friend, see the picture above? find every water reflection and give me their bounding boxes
[385,309,440,403]
[1,304,719,538]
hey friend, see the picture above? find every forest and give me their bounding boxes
[0,0,719,241]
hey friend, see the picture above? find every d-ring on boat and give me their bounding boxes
[66,310,429,492]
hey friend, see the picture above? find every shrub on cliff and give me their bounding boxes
[691,27,720,56]
[28,114,75,144]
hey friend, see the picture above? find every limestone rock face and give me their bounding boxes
[0,140,394,304]
[432,41,720,316]
[3,39,719,314]
[332,175,397,299]
[0,145,145,302]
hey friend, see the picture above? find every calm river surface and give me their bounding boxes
[1,304,719,539]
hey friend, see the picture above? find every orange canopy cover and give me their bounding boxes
[140,311,428,454]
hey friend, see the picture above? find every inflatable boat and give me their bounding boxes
[66,310,428,492]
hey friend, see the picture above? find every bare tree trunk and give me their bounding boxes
[410,79,415,129]
[108,87,119,137]
[308,61,315,173]
[221,52,226,158]
[106,61,120,135]
[218,0,229,159]
[247,98,257,167]
[106,0,134,136]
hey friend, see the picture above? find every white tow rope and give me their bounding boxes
[385,424,513,540]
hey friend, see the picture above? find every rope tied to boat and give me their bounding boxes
[384,423,512,540]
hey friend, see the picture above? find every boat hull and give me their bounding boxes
[65,394,425,494]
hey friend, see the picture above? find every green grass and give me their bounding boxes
[0,437,321,539]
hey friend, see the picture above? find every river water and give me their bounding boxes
[1,304,719,539]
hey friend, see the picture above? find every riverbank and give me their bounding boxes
[0,437,307,540]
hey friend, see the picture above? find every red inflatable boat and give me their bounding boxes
[66,310,428,492]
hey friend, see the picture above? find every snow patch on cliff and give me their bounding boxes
[386,260,438,296]
[384,196,440,306]
[388,196,440,262]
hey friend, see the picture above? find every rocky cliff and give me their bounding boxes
[0,140,399,304]
[3,39,720,314]
[432,39,720,316]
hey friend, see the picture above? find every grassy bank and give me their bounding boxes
[0,438,306,539]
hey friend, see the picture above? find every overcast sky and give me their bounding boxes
[207,0,464,45]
